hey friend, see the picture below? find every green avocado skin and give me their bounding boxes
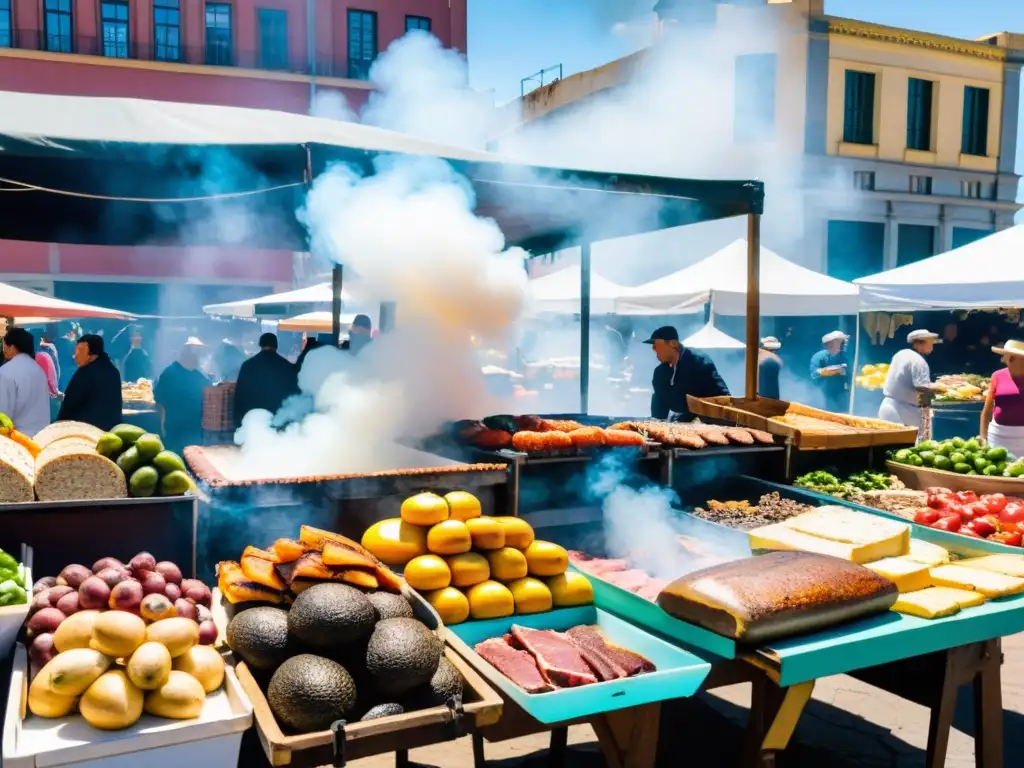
[268,654,357,733]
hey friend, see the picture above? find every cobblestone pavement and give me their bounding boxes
[346,630,1024,768]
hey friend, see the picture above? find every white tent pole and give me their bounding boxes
[850,311,861,415]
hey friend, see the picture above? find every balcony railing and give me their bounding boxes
[1,29,369,80]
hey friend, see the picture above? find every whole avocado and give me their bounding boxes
[226,606,293,670]
[360,703,404,721]
[365,617,443,697]
[288,583,376,649]
[268,655,357,733]
[404,656,464,710]
[366,592,414,622]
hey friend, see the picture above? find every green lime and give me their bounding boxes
[968,469,979,475]
[937,443,953,457]
[933,456,953,471]
[1010,463,1024,478]
[917,440,938,452]
[951,437,965,449]
[983,465,1001,476]
[894,449,912,463]
[986,447,1008,462]
[909,454,925,467]
[964,438,981,452]
[997,461,1008,473]
[950,452,966,465]
[974,457,990,471]
[919,451,936,466]
[953,462,972,474]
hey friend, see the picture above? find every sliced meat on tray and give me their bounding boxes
[511,625,598,687]
[475,638,553,693]
[566,626,656,676]
[603,569,653,593]
[637,578,669,602]
[568,552,629,575]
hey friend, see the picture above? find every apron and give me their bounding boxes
[987,421,1024,458]
[879,396,922,430]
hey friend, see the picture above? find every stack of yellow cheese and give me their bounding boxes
[890,554,1024,619]
[748,506,910,564]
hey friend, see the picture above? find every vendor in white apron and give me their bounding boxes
[980,340,1024,456]
[878,329,945,430]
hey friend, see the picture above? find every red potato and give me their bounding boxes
[57,565,91,589]
[174,598,199,622]
[94,568,130,590]
[91,557,125,574]
[198,620,217,645]
[164,583,181,602]
[55,591,80,615]
[155,561,183,585]
[179,579,211,607]
[32,577,57,595]
[141,572,167,595]
[79,576,112,610]
[46,586,74,606]
[29,633,57,668]
[109,579,144,612]
[30,589,53,615]
[128,552,157,577]
[26,607,65,639]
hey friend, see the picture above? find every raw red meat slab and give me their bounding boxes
[511,625,598,687]
[475,638,552,693]
[567,626,656,676]
[564,627,627,681]
[603,569,652,592]
[637,578,669,602]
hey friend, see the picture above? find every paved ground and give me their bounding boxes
[342,630,1024,768]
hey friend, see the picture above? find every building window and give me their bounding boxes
[952,227,990,249]
[154,0,181,62]
[0,0,11,48]
[734,53,776,143]
[406,15,431,33]
[961,180,983,199]
[205,3,232,65]
[101,1,129,58]
[348,9,377,80]
[897,224,936,267]
[258,9,288,70]
[827,220,885,281]
[843,70,875,145]
[906,77,933,151]
[962,86,990,157]
[44,0,73,53]
[909,175,933,195]
[853,171,875,191]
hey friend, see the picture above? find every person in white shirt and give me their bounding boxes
[878,329,946,430]
[0,327,51,437]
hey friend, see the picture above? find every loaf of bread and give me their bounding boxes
[0,437,35,503]
[34,437,127,502]
[32,421,105,450]
[656,551,899,644]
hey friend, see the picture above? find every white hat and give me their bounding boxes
[760,336,782,350]
[822,330,848,344]
[184,336,206,347]
[907,329,940,344]
[992,339,1024,357]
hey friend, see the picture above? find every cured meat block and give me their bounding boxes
[511,625,598,687]
[475,638,552,693]
[566,626,656,676]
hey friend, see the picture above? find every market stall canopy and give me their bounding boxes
[0,282,131,320]
[0,91,764,253]
[527,265,638,315]
[623,239,860,316]
[682,322,745,350]
[203,283,362,318]
[277,311,356,333]
[855,225,1020,311]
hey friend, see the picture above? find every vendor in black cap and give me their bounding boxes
[645,325,730,421]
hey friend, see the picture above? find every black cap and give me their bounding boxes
[643,326,679,344]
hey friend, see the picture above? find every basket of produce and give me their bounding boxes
[933,374,989,403]
[687,396,918,449]
[887,437,1024,494]
[899,488,1024,549]
[445,605,710,724]
[0,544,32,658]
[451,415,649,458]
[215,523,502,766]
[794,470,904,499]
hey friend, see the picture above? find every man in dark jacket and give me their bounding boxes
[57,334,123,431]
[645,326,730,421]
[233,333,299,427]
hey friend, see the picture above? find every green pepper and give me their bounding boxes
[15,564,24,588]
[0,550,17,572]
[0,593,14,606]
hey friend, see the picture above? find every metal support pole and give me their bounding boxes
[580,243,592,415]
[331,263,344,346]
[745,215,761,400]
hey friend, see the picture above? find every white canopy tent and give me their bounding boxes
[855,225,1022,311]
[527,264,640,315]
[682,322,745,350]
[203,283,363,319]
[624,238,860,316]
[0,282,130,320]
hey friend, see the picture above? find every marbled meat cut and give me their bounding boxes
[656,550,899,644]
[511,625,598,687]
[475,638,553,693]
[566,626,656,678]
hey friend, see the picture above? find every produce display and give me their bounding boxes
[607,420,775,449]
[0,547,29,606]
[689,493,812,530]
[122,378,155,406]
[657,551,900,643]
[934,374,989,403]
[910,488,1024,546]
[24,551,222,730]
[452,415,646,454]
[474,623,656,693]
[0,412,41,457]
[794,470,904,499]
[889,437,1020,477]
[95,424,192,498]
[225,582,464,730]
[855,363,890,391]
[360,491,593,624]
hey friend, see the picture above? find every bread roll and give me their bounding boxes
[0,437,35,503]
[33,421,105,450]
[34,437,127,502]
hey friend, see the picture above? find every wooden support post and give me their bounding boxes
[591,702,661,768]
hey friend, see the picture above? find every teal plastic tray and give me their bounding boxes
[444,606,713,724]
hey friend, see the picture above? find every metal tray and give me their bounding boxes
[445,606,712,724]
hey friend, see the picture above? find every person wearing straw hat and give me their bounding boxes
[878,329,945,430]
[980,340,1024,456]
[810,330,850,412]
[758,336,783,400]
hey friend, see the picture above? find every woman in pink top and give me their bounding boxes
[35,348,58,396]
[980,340,1024,456]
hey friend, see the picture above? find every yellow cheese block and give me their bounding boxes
[956,554,1024,578]
[749,523,867,563]
[781,507,910,560]
[929,565,1024,598]
[903,539,951,567]
[892,588,962,619]
[925,586,986,609]
[864,558,932,593]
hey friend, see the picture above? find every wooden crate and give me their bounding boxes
[688,395,918,450]
[202,383,236,432]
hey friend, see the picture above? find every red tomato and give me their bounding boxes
[957,527,983,538]
[982,493,1008,514]
[955,490,979,505]
[990,531,1023,547]
[961,502,988,521]
[927,493,958,511]
[970,517,999,538]
[913,509,941,525]
[999,502,1024,525]
[932,515,962,532]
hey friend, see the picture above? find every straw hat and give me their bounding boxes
[760,336,782,350]
[993,340,1024,357]
[822,330,848,344]
[184,336,206,347]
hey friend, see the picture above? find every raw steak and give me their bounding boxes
[475,638,552,693]
[567,626,656,676]
[568,553,630,576]
[511,625,598,687]
[564,627,627,681]
[604,569,653,593]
